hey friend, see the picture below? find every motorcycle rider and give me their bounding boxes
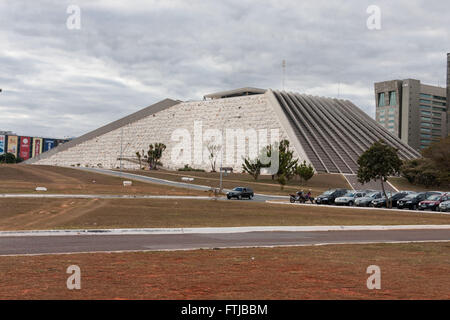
[305,189,313,203]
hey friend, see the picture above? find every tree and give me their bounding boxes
[242,156,262,180]
[357,140,402,208]
[263,139,298,189]
[296,160,314,184]
[401,136,450,188]
[136,150,143,169]
[206,140,221,172]
[144,143,166,170]
[0,153,21,164]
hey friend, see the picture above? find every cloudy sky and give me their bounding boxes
[0,0,449,138]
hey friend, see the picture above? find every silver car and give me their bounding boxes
[438,200,450,212]
[334,191,366,206]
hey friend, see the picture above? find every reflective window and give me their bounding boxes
[378,93,385,107]
[389,91,396,106]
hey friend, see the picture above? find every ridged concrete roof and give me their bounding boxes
[272,90,420,174]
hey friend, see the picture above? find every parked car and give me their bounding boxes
[226,187,254,200]
[397,191,442,210]
[334,190,366,206]
[315,189,348,205]
[419,193,449,211]
[354,191,382,207]
[439,200,450,212]
[370,191,412,208]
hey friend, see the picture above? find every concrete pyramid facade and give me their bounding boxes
[27,89,420,173]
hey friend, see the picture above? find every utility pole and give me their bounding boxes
[282,60,286,91]
[219,115,240,193]
[120,127,123,176]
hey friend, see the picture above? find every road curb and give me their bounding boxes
[265,200,450,215]
[0,194,218,200]
[1,225,450,237]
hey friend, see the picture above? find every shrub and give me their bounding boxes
[177,164,205,172]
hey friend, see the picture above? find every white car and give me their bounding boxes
[438,200,450,212]
[334,191,366,206]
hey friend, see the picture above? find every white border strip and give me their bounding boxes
[1,225,450,237]
[265,200,450,215]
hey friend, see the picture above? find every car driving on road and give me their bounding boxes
[315,189,347,205]
[227,187,254,200]
[334,190,366,206]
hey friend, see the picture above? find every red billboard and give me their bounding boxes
[19,136,31,160]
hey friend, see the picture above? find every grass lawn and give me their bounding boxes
[1,198,449,230]
[388,176,448,192]
[0,164,206,196]
[122,169,351,196]
[0,242,448,299]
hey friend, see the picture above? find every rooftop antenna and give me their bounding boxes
[282,59,286,91]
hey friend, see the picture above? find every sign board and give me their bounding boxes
[19,136,31,160]
[7,136,18,156]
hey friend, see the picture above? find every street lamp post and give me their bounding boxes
[218,115,240,193]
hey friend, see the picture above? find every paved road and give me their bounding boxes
[0,194,218,200]
[1,229,449,256]
[76,167,288,202]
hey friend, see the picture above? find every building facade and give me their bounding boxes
[447,53,450,136]
[374,79,447,151]
[26,88,420,173]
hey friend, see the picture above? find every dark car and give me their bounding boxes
[371,191,412,208]
[315,189,347,205]
[227,187,254,200]
[397,191,442,210]
[419,193,449,211]
[354,191,382,207]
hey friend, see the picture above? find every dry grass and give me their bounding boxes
[1,198,450,231]
[0,164,206,196]
[0,242,448,299]
[122,169,351,196]
[388,177,447,192]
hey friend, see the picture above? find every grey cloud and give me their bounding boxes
[0,0,449,137]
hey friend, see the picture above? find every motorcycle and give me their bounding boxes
[289,193,314,203]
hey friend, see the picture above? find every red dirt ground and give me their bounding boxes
[0,243,448,299]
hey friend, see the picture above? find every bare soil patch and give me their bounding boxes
[0,243,448,299]
[0,165,206,196]
[1,198,449,230]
